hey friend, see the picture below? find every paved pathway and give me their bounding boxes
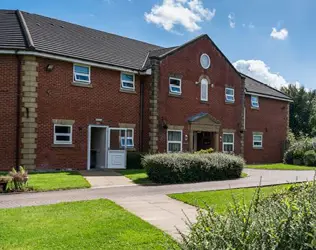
[0,169,315,239]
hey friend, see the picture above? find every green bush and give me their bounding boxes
[180,182,316,250]
[194,148,214,154]
[126,152,144,169]
[284,138,314,164]
[9,166,28,191]
[303,150,316,166]
[142,153,244,184]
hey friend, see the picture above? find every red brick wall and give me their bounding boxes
[157,36,243,153]
[244,95,288,163]
[0,55,18,170]
[36,58,141,170]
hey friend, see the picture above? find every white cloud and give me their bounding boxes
[144,0,215,32]
[228,13,235,28]
[248,22,254,29]
[233,59,300,89]
[270,27,288,40]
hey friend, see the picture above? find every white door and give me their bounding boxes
[107,128,127,169]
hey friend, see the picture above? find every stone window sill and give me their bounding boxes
[253,147,263,150]
[52,144,75,148]
[200,100,209,105]
[225,101,235,105]
[120,89,137,94]
[251,107,260,110]
[72,82,92,88]
[168,93,182,98]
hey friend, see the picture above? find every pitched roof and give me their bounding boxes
[242,74,292,101]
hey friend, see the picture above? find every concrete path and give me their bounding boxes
[0,169,315,239]
[80,170,136,188]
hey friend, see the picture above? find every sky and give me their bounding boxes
[1,0,316,90]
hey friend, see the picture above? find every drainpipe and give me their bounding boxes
[139,73,144,152]
[15,51,22,169]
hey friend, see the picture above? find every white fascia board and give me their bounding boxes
[245,91,293,102]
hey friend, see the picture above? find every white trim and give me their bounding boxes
[200,53,211,69]
[222,132,234,153]
[121,72,135,90]
[167,129,183,153]
[169,77,182,95]
[253,133,263,148]
[200,78,208,101]
[251,95,259,108]
[54,124,72,145]
[246,91,293,103]
[225,87,235,103]
[0,50,16,54]
[87,125,108,170]
[119,128,134,148]
[73,64,91,84]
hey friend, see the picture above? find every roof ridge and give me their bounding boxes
[16,10,35,50]
[241,73,291,100]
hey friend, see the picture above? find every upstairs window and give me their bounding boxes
[54,124,72,145]
[225,88,235,103]
[200,78,208,101]
[121,73,135,90]
[223,133,234,153]
[73,64,90,83]
[251,95,259,108]
[253,133,263,148]
[167,130,182,152]
[119,129,134,148]
[169,77,181,95]
[200,53,211,69]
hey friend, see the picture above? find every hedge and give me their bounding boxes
[284,139,315,165]
[142,153,244,184]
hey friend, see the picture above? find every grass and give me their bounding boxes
[169,184,293,213]
[119,169,248,185]
[246,163,316,171]
[0,171,91,191]
[0,199,177,249]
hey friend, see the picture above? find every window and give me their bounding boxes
[200,78,208,101]
[54,124,72,144]
[169,77,181,95]
[119,129,134,148]
[225,88,235,103]
[121,73,135,90]
[167,130,182,152]
[73,64,90,83]
[251,95,259,108]
[253,134,263,148]
[223,133,234,153]
[200,53,211,69]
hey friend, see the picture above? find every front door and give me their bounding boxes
[197,132,212,151]
[107,128,127,169]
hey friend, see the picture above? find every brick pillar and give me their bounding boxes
[20,56,38,170]
[240,76,246,158]
[149,57,160,153]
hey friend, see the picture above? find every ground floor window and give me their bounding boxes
[167,130,182,152]
[119,128,134,148]
[253,133,263,148]
[222,133,234,153]
[54,124,72,144]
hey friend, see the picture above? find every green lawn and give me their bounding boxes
[0,171,91,191]
[246,163,316,171]
[119,169,248,185]
[0,199,177,249]
[169,184,293,213]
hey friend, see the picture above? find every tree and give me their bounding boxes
[281,84,316,138]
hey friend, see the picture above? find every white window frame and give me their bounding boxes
[169,77,182,95]
[73,64,91,84]
[200,53,211,69]
[167,129,183,153]
[121,72,135,90]
[225,88,235,103]
[119,128,134,148]
[222,133,234,153]
[54,124,72,145]
[251,95,259,108]
[253,133,263,148]
[200,78,209,101]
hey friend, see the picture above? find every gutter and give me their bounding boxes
[245,91,293,103]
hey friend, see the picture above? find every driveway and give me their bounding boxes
[0,169,315,239]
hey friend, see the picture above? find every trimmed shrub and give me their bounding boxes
[303,150,316,166]
[142,153,244,184]
[126,152,144,169]
[194,148,214,154]
[284,138,314,164]
[180,182,316,250]
[9,166,28,191]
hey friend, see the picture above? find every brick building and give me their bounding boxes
[0,10,292,170]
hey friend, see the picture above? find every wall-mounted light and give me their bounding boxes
[46,64,54,72]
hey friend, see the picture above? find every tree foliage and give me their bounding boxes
[281,84,316,137]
